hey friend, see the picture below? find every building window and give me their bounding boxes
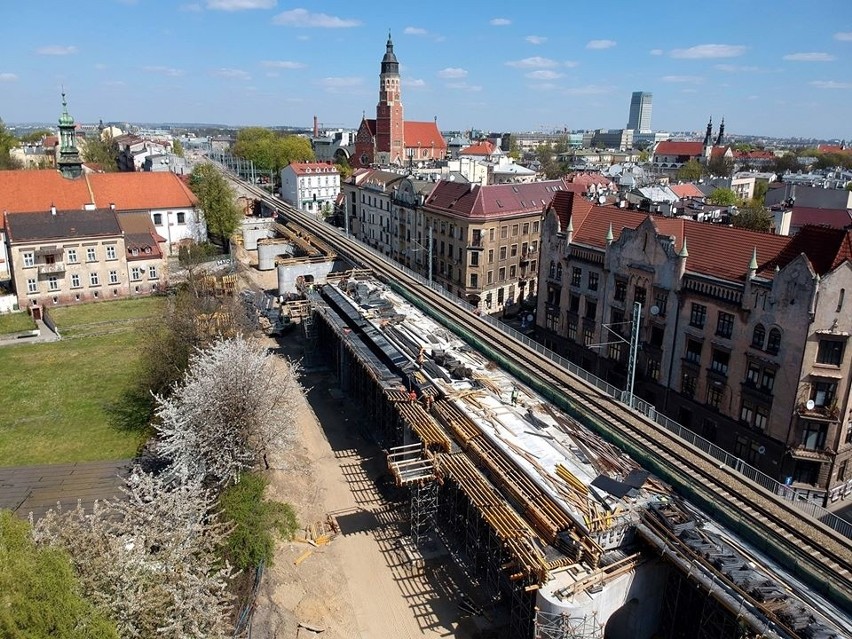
[510,244,518,257]
[817,339,844,366]
[752,324,765,349]
[86,247,97,262]
[487,270,493,284]
[588,272,599,291]
[571,267,582,287]
[654,290,668,316]
[755,406,769,431]
[650,325,664,347]
[470,273,478,288]
[681,372,697,398]
[801,421,827,450]
[746,362,761,386]
[614,280,627,302]
[153,213,163,225]
[585,300,597,320]
[608,341,623,361]
[685,338,702,364]
[646,358,660,380]
[499,246,507,260]
[470,252,479,267]
[707,385,724,409]
[634,286,646,306]
[549,261,556,279]
[176,211,186,224]
[501,226,508,239]
[556,263,563,280]
[838,460,848,482]
[569,294,580,314]
[710,349,730,376]
[70,274,81,288]
[766,328,781,355]
[489,228,495,241]
[810,380,837,408]
[131,267,142,281]
[47,275,59,291]
[509,265,517,278]
[522,222,530,235]
[106,245,116,260]
[740,402,754,425]
[66,248,77,264]
[567,320,577,342]
[760,369,775,392]
[109,270,119,284]
[488,249,494,263]
[583,327,594,346]
[498,267,506,281]
[26,279,37,294]
[512,224,519,236]
[533,221,540,233]
[89,272,100,286]
[689,303,706,328]
[716,312,734,339]
[23,252,34,268]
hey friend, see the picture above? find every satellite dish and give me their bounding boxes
[598,195,606,205]
[526,314,534,323]
[806,399,815,410]
[650,305,660,316]
[757,446,766,455]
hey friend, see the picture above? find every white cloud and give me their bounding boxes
[662,75,703,83]
[525,35,547,45]
[446,82,482,91]
[505,56,558,68]
[206,0,275,9]
[404,27,427,35]
[261,60,305,69]
[563,60,579,68]
[143,65,184,77]
[586,39,616,49]
[810,80,852,89]
[273,8,360,27]
[649,48,663,56]
[783,52,836,62]
[834,32,852,41]
[670,44,746,59]
[526,70,562,80]
[489,18,511,26]
[563,84,615,95]
[212,67,251,80]
[438,67,467,79]
[403,78,426,88]
[714,64,765,72]
[36,45,78,56]
[0,73,18,82]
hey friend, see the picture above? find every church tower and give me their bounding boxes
[57,92,83,179]
[374,32,404,165]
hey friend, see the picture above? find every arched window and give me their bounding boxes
[837,288,845,313]
[556,263,563,281]
[751,324,765,349]
[549,261,556,279]
[766,328,782,355]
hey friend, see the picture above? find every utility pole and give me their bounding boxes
[625,301,642,408]
[427,223,433,285]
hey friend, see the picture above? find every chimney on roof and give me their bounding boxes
[50,204,56,216]
[110,202,115,211]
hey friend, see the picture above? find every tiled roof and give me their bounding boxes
[817,144,848,154]
[118,211,164,260]
[733,150,775,160]
[360,168,406,189]
[286,162,339,176]
[424,179,567,219]
[404,121,446,149]
[790,207,852,229]
[0,170,197,229]
[566,173,612,187]
[362,119,377,135]
[458,141,495,156]
[670,183,705,198]
[548,191,793,281]
[5,208,121,243]
[654,141,703,156]
[764,226,852,275]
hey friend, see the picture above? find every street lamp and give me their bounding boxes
[588,301,642,408]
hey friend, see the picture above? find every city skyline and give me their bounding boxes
[1,0,851,139]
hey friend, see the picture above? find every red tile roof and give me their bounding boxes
[670,183,705,198]
[654,141,704,156]
[817,144,848,154]
[790,207,852,229]
[361,118,377,135]
[458,141,495,156]
[710,146,730,158]
[566,173,612,187]
[0,170,197,229]
[548,191,793,281]
[424,179,567,219]
[286,162,339,176]
[733,150,775,160]
[764,226,852,275]
[404,121,447,150]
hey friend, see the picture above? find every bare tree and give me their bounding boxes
[154,336,302,486]
[30,469,234,639]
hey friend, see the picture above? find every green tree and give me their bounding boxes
[81,135,119,172]
[0,510,118,639]
[732,202,773,232]
[753,180,769,204]
[708,188,739,206]
[772,153,799,174]
[0,119,22,170]
[507,136,521,160]
[18,129,53,144]
[219,473,298,570]
[189,163,242,241]
[233,127,314,174]
[676,159,703,181]
[334,157,353,180]
[172,139,185,158]
[704,155,734,177]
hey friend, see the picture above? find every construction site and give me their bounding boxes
[271,271,849,639]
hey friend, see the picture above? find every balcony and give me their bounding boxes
[787,445,833,462]
[38,262,66,275]
[796,402,840,421]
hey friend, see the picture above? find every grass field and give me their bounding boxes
[0,298,164,466]
[0,312,36,335]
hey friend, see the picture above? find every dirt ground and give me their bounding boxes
[241,265,473,639]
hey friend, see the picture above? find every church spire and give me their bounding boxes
[702,117,713,147]
[57,91,83,179]
[715,117,725,146]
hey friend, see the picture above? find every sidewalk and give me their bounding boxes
[0,318,60,347]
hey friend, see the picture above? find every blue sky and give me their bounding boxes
[1,0,851,139]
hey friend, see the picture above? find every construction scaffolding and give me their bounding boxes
[386,443,438,546]
[534,610,604,639]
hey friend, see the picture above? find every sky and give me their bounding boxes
[1,0,851,139]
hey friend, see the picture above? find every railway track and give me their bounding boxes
[234,177,852,611]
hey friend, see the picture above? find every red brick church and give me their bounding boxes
[352,34,446,168]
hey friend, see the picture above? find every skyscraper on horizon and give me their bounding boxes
[627,91,652,131]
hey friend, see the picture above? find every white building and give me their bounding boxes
[280,162,341,216]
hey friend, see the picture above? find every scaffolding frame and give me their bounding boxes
[533,610,604,639]
[387,443,438,546]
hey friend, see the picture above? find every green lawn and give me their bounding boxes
[0,298,164,466]
[0,312,36,335]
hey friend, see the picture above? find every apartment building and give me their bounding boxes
[536,191,852,501]
[279,162,341,216]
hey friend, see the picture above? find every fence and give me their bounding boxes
[330,230,852,540]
